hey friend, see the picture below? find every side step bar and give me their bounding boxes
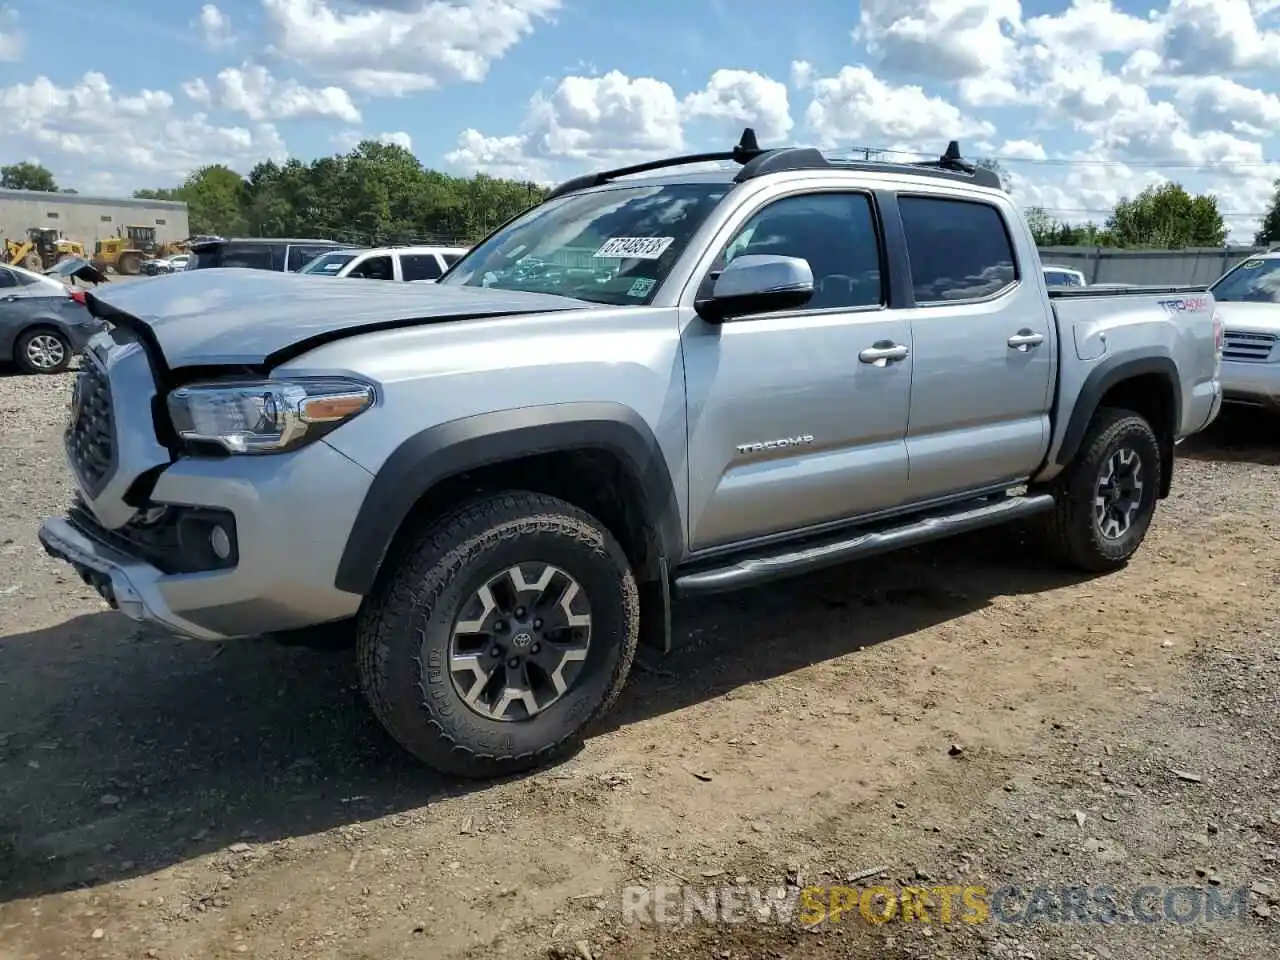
[674,493,1056,596]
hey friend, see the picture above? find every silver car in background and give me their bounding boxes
[1208,252,1280,415]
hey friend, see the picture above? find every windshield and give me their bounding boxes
[1210,257,1280,303]
[302,251,359,275]
[439,181,732,305]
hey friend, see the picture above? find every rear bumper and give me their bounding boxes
[1220,359,1280,411]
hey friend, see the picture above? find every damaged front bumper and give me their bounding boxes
[38,515,225,640]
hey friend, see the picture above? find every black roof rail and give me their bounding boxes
[544,128,769,200]
[546,130,1003,200]
[737,139,1002,189]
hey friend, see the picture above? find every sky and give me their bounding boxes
[1,0,1279,241]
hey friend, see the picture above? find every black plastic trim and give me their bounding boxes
[1054,354,1181,470]
[872,190,913,309]
[333,402,684,596]
[1047,285,1206,300]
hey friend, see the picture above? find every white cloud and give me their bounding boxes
[0,72,286,190]
[378,130,413,150]
[803,66,996,147]
[261,0,561,95]
[198,4,235,48]
[1000,139,1048,161]
[207,63,361,123]
[0,5,21,62]
[682,69,793,143]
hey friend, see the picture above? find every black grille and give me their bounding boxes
[65,357,116,494]
[1222,330,1277,363]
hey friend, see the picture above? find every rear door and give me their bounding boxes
[682,186,912,551]
[897,193,1055,502]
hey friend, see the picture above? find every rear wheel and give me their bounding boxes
[1039,406,1162,572]
[15,327,72,374]
[356,491,640,778]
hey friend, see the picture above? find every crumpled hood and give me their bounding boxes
[86,267,593,369]
[1212,300,1280,335]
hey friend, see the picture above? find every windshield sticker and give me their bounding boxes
[627,278,657,298]
[594,236,674,260]
[1242,259,1264,269]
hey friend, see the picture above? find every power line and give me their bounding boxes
[846,144,1280,172]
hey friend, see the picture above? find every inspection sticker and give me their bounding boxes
[594,236,674,259]
[627,278,657,298]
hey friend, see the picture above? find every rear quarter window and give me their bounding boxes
[192,243,283,271]
[898,196,1019,303]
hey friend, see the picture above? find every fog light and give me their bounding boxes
[209,524,232,560]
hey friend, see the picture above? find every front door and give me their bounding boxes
[682,188,912,552]
[895,194,1055,502]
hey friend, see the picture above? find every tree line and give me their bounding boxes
[5,149,1280,249]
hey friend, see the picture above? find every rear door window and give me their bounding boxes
[898,196,1019,303]
[400,254,443,281]
[192,242,281,270]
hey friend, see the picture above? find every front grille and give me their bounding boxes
[1222,330,1278,363]
[65,355,116,494]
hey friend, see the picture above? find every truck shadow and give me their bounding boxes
[0,525,1092,904]
[1179,406,1279,465]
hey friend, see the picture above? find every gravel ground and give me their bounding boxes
[0,367,1278,960]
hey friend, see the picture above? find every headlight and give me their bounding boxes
[166,377,375,454]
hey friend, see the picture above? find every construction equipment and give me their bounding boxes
[3,228,87,271]
[93,224,178,276]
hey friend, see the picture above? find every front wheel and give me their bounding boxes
[356,492,640,778]
[1039,406,1162,572]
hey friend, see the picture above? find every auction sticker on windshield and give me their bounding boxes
[594,237,674,259]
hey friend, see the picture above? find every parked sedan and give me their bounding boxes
[0,263,106,374]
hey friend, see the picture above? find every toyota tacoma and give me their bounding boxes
[39,132,1224,778]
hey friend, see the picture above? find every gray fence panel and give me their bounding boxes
[1036,247,1270,287]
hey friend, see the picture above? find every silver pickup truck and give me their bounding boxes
[39,132,1223,779]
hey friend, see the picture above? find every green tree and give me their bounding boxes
[133,143,547,245]
[1255,179,1280,247]
[1,161,58,191]
[1105,183,1227,248]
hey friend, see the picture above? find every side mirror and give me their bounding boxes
[695,254,814,322]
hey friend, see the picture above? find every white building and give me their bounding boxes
[0,189,191,249]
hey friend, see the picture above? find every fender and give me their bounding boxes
[333,402,684,600]
[1053,353,1181,496]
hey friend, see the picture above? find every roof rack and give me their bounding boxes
[545,130,1003,200]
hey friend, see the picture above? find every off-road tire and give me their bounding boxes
[15,326,72,374]
[116,252,142,276]
[356,491,640,779]
[1040,406,1162,572]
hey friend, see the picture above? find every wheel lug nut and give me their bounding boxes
[531,643,540,654]
[533,619,542,629]
[515,607,526,618]
[507,658,519,669]
[490,646,501,657]
[494,621,505,632]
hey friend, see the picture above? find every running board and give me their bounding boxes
[674,493,1056,596]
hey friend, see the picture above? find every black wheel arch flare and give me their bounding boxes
[333,401,684,598]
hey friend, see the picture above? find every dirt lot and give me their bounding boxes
[1,369,1278,960]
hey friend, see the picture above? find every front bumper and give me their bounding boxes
[38,516,223,639]
[41,439,376,641]
[1220,359,1280,411]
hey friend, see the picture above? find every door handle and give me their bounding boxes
[1007,330,1045,351]
[859,342,909,365]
